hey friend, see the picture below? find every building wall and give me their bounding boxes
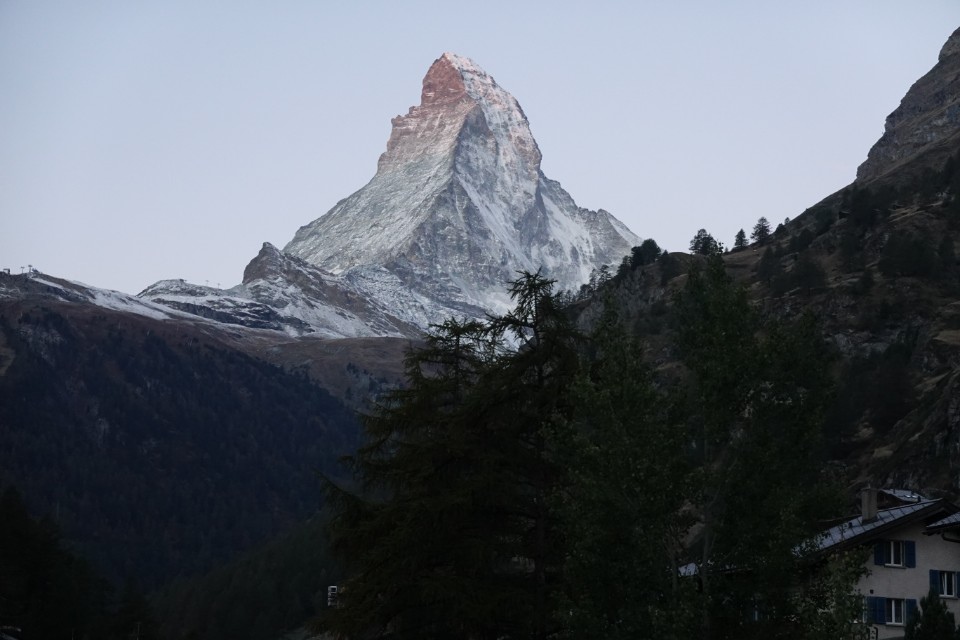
[858,521,960,639]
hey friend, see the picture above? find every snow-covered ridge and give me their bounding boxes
[0,271,191,322]
[139,243,423,339]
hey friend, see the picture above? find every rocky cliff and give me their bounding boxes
[857,27,960,185]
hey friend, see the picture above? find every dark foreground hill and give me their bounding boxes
[0,298,359,588]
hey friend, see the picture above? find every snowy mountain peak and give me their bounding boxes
[428,52,542,174]
[283,53,640,327]
[137,54,641,339]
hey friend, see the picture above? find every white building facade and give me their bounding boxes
[818,490,960,639]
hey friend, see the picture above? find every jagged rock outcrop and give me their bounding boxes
[284,52,640,321]
[857,27,960,184]
[140,243,421,338]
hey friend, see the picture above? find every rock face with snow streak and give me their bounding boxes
[284,52,640,321]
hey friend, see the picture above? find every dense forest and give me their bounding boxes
[0,484,158,640]
[0,306,359,589]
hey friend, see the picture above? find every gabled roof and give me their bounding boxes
[814,499,954,554]
[925,511,960,533]
[678,497,959,577]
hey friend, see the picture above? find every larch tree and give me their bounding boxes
[734,229,747,249]
[690,229,721,256]
[751,217,771,244]
[319,317,515,639]
[319,272,581,640]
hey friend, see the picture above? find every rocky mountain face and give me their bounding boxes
[140,54,639,338]
[857,26,960,186]
[284,53,638,324]
[140,242,421,338]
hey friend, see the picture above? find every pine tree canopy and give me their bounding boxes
[318,263,860,640]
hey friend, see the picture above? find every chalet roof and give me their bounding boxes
[814,499,952,553]
[926,511,960,532]
[678,496,958,577]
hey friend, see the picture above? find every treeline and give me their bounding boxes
[0,484,157,640]
[318,262,863,640]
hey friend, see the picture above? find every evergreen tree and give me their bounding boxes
[0,485,124,640]
[690,229,721,255]
[751,216,771,244]
[791,254,827,293]
[756,246,783,285]
[320,317,508,639]
[631,238,663,267]
[320,272,581,640]
[734,229,747,249]
[484,271,582,639]
[672,255,840,639]
[554,300,695,639]
[659,252,683,285]
[905,590,959,640]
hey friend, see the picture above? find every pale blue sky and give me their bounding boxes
[2,2,958,294]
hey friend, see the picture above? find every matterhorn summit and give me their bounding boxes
[284,53,639,323]
[140,53,640,338]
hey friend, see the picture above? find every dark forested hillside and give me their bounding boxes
[151,513,336,640]
[577,149,960,494]
[0,301,359,588]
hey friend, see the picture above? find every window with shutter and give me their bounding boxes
[886,598,905,625]
[939,570,956,597]
[889,540,904,566]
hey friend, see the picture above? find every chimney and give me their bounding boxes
[861,488,878,523]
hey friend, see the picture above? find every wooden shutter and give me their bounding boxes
[906,598,918,623]
[932,569,941,593]
[906,541,916,568]
[865,596,885,625]
[874,542,885,565]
